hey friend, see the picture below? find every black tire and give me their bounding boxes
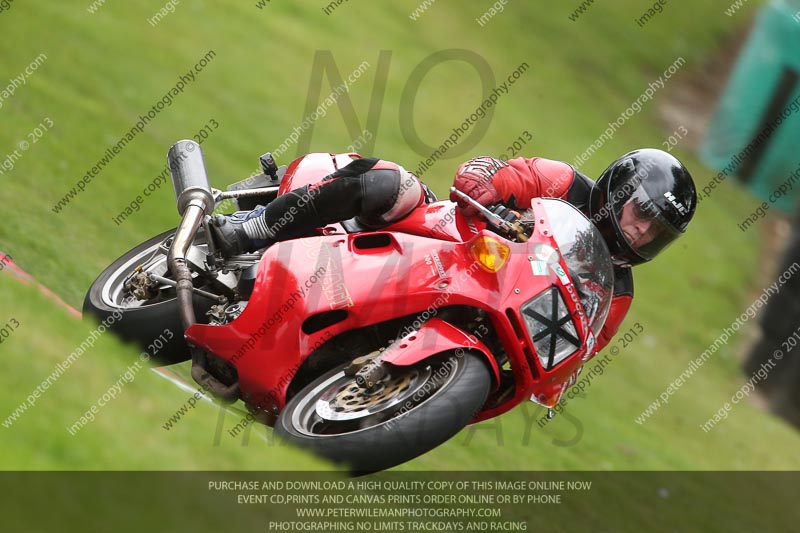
[82,228,214,364]
[274,351,491,474]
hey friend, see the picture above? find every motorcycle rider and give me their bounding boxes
[209,148,697,355]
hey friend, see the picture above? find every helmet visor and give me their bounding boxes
[611,182,681,260]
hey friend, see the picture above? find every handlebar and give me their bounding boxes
[449,187,529,242]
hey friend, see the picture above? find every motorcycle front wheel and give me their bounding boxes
[274,351,491,474]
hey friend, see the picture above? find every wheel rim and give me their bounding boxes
[290,356,459,437]
[100,234,209,310]
[101,239,170,309]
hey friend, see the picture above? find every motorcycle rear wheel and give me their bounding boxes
[82,229,214,364]
[274,351,491,474]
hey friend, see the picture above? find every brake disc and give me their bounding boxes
[315,366,433,422]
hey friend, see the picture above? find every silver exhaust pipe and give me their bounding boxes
[166,140,239,403]
[168,139,215,216]
[167,139,214,328]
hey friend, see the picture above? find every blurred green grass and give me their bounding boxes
[0,275,331,470]
[2,0,799,474]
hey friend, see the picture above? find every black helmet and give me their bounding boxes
[590,148,697,266]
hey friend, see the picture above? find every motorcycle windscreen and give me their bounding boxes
[539,199,615,335]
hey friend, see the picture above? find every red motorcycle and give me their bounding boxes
[84,141,614,472]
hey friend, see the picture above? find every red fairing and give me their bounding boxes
[595,294,632,353]
[456,156,577,208]
[183,195,601,420]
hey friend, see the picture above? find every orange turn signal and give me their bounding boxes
[469,236,510,273]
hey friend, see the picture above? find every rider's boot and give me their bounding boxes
[208,206,274,257]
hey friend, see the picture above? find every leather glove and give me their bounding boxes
[449,157,506,216]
